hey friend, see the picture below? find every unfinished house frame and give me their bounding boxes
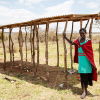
[0,14,100,87]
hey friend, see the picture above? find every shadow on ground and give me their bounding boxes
[0,61,93,96]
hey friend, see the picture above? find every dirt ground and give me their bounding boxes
[0,60,80,90]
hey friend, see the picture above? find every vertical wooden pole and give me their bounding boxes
[9,28,14,71]
[89,18,93,39]
[70,21,74,69]
[35,25,39,74]
[63,20,68,88]
[99,41,100,65]
[33,26,35,68]
[1,28,6,70]
[25,26,27,62]
[56,22,59,67]
[45,22,49,81]
[85,20,89,29]
[9,28,12,70]
[80,20,82,29]
[11,37,14,71]
[30,25,33,62]
[19,26,23,73]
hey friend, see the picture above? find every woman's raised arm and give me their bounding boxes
[63,34,76,45]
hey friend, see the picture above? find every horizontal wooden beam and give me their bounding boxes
[0,14,100,29]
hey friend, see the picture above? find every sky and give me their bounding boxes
[0,0,100,32]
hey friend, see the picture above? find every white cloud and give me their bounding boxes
[86,2,99,9]
[0,5,37,25]
[17,0,47,4]
[77,0,85,4]
[44,0,74,17]
[40,4,44,7]
[18,0,24,4]
[0,1,10,4]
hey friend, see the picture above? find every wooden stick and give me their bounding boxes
[99,41,100,65]
[19,26,23,73]
[9,28,12,70]
[1,28,6,70]
[89,18,93,39]
[45,22,49,81]
[85,20,89,29]
[35,25,39,74]
[30,25,33,62]
[56,22,59,67]
[70,21,74,69]
[11,33,14,71]
[63,20,68,88]
[9,28,14,71]
[25,26,28,62]
[80,20,82,29]
[33,27,35,68]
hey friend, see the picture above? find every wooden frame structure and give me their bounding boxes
[0,14,100,87]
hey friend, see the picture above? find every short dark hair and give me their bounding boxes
[79,28,87,34]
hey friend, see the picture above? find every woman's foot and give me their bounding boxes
[80,93,86,99]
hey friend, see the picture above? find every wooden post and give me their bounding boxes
[80,20,82,29]
[85,20,89,29]
[63,20,68,88]
[9,28,14,71]
[30,25,33,62]
[89,18,93,39]
[19,26,23,73]
[56,22,59,67]
[9,28,12,70]
[99,41,100,65]
[33,26,35,68]
[45,21,49,81]
[34,25,39,75]
[1,28,6,70]
[25,26,28,62]
[70,21,74,69]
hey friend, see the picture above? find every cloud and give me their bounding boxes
[0,1,10,4]
[86,2,99,9]
[17,0,47,4]
[18,0,24,4]
[77,0,85,4]
[44,0,74,17]
[0,5,37,25]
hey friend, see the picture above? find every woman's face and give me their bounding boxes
[80,31,86,39]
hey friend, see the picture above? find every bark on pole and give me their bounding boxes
[9,28,14,71]
[63,20,68,88]
[37,25,39,66]
[30,25,33,62]
[80,20,82,29]
[56,22,59,67]
[45,21,49,81]
[70,21,74,69]
[89,18,93,39]
[85,20,89,29]
[99,41,100,65]
[34,25,39,76]
[33,26,35,68]
[11,37,14,71]
[1,28,6,70]
[9,28,12,70]
[25,26,28,62]
[19,26,23,73]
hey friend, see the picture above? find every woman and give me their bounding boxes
[63,28,97,99]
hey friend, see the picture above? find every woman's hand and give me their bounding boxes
[63,33,66,38]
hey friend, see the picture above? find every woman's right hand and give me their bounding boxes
[63,33,66,38]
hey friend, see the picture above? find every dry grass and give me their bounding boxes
[0,31,100,100]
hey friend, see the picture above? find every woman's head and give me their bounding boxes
[79,28,87,39]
